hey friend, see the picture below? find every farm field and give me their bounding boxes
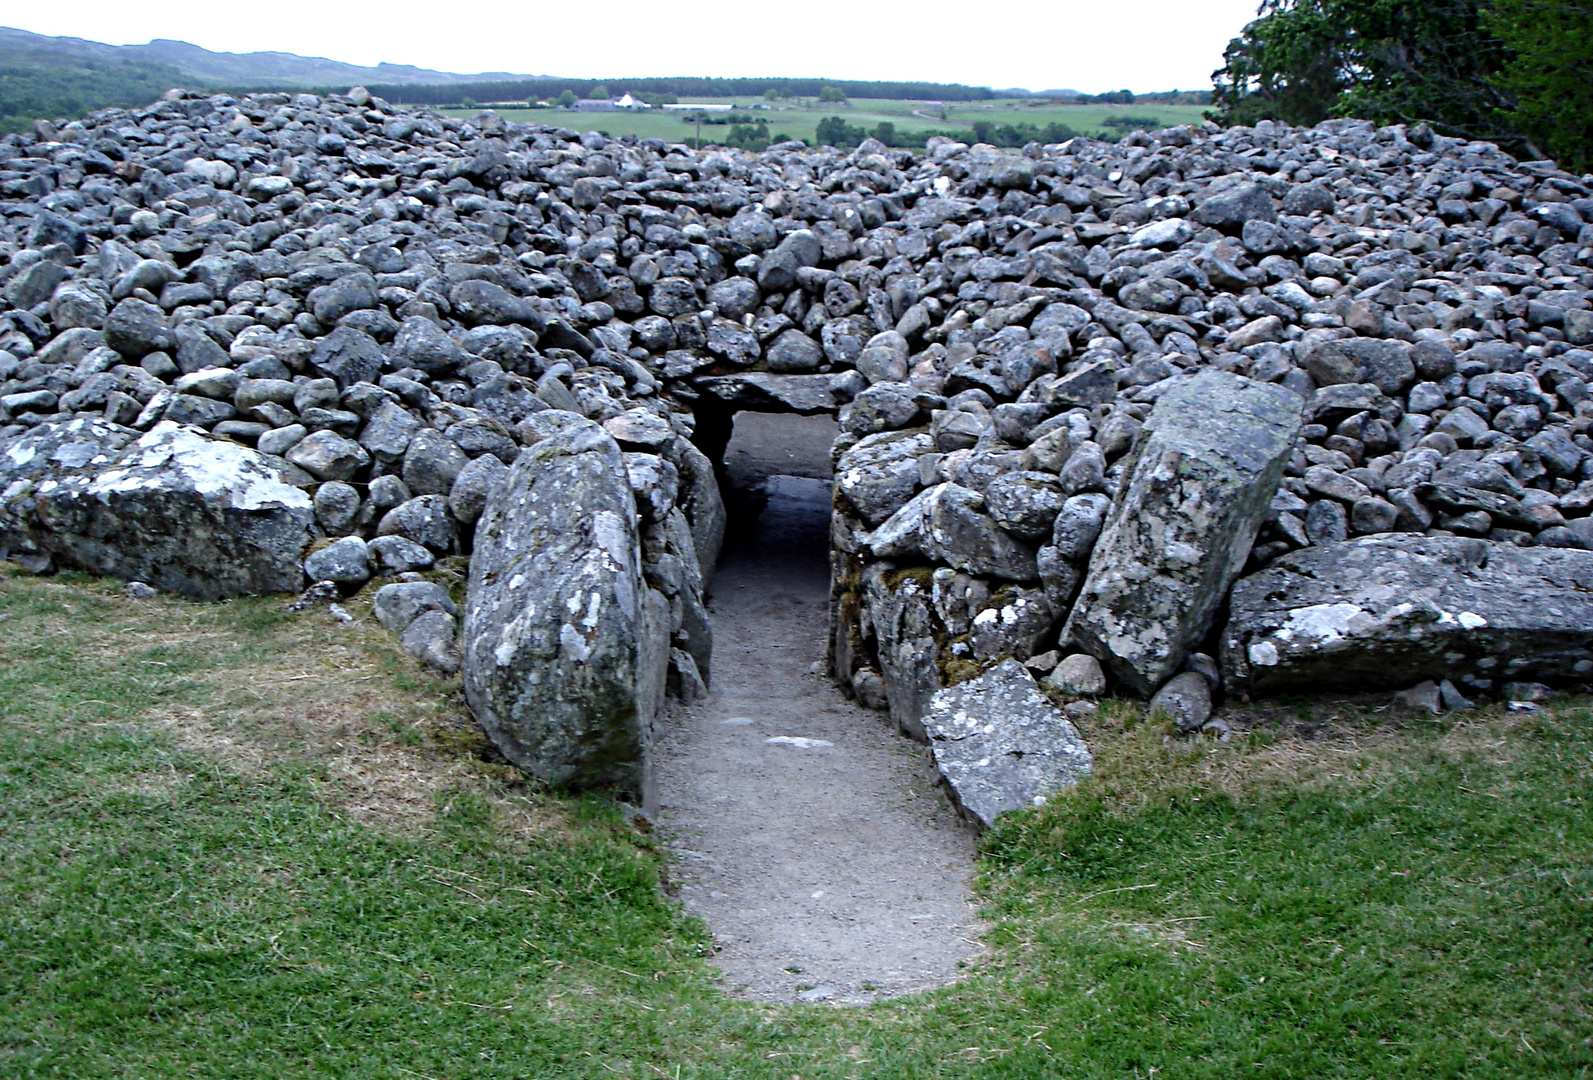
[437,98,1213,147]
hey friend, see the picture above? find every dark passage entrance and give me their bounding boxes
[718,411,837,581]
[654,410,982,1004]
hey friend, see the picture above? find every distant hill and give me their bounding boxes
[0,37,189,134]
[0,26,543,89]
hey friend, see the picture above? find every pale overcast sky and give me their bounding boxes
[6,1,1264,94]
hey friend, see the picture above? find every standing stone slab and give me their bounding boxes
[1063,371,1303,695]
[861,564,943,741]
[922,659,1093,830]
[1,419,314,599]
[462,420,669,797]
[1222,535,1593,695]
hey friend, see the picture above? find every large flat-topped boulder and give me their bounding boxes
[1063,371,1304,696]
[923,659,1093,830]
[462,420,669,797]
[1,418,314,599]
[1222,535,1593,694]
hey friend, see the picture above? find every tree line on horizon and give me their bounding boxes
[373,76,998,106]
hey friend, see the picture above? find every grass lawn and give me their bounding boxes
[436,99,1214,147]
[1,563,1589,1078]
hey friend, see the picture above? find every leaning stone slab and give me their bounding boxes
[462,419,669,797]
[922,659,1093,829]
[1063,370,1304,696]
[1221,535,1593,695]
[1,418,314,599]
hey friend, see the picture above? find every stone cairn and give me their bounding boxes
[2,88,1591,822]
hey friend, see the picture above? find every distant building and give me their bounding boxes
[574,93,649,112]
[661,102,733,112]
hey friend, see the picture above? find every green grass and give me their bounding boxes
[440,98,1214,147]
[1,565,1590,1077]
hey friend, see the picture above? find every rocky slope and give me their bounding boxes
[2,86,1591,806]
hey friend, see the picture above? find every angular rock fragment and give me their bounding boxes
[867,482,1037,580]
[861,565,943,740]
[0,419,313,599]
[922,659,1093,829]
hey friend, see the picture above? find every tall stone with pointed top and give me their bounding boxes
[1062,370,1304,696]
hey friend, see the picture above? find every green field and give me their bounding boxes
[3,564,1591,1078]
[440,98,1214,148]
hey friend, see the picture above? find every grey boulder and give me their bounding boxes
[403,609,462,674]
[922,659,1093,830]
[1149,671,1213,731]
[1222,535,1593,694]
[1191,184,1277,232]
[303,535,371,586]
[861,565,943,740]
[373,580,458,632]
[462,421,669,796]
[0,419,312,599]
[867,482,1038,580]
[835,430,934,526]
[367,534,436,574]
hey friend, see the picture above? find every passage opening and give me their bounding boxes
[657,407,983,1003]
[716,411,839,584]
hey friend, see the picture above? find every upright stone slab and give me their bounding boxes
[1,418,314,599]
[861,564,943,741]
[1222,535,1593,694]
[1062,370,1304,695]
[462,420,669,797]
[922,659,1093,829]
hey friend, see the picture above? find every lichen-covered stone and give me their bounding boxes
[462,420,669,796]
[866,482,1037,580]
[922,659,1093,829]
[694,372,843,414]
[673,439,725,587]
[1222,535,1593,694]
[0,419,313,599]
[1063,370,1304,695]
[861,565,942,740]
[835,429,933,526]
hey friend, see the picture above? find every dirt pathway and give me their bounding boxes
[654,415,984,1004]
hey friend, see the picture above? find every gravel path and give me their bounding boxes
[654,415,985,1005]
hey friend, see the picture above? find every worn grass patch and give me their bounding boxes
[2,565,1590,1078]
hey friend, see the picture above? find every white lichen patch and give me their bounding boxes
[1270,602,1367,647]
[90,423,310,511]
